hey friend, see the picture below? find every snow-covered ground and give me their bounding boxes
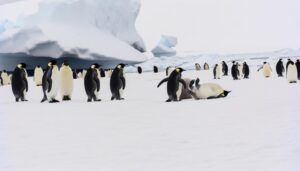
[1,66,300,171]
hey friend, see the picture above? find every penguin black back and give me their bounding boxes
[84,64,101,102]
[296,59,300,80]
[0,71,3,85]
[243,62,250,79]
[100,68,106,77]
[110,63,126,100]
[153,66,158,73]
[222,61,228,76]
[137,66,142,74]
[11,63,28,102]
[276,59,284,77]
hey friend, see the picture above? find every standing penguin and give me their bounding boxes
[100,68,106,77]
[231,61,239,80]
[1,70,10,85]
[213,64,221,79]
[237,63,243,79]
[258,62,272,78]
[296,59,300,80]
[110,63,126,100]
[41,60,60,103]
[276,59,285,77]
[106,69,113,78]
[153,66,158,73]
[137,66,142,74]
[286,61,298,83]
[243,62,250,79]
[73,69,78,79]
[195,63,201,71]
[204,63,209,70]
[157,68,187,102]
[222,61,228,76]
[286,59,293,72]
[34,65,44,86]
[11,63,28,102]
[84,64,101,102]
[60,61,73,101]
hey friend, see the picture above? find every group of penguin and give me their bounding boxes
[4,58,300,103]
[9,60,126,103]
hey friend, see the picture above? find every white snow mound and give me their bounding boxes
[152,35,177,57]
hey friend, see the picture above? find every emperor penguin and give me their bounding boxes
[34,65,44,86]
[237,63,244,79]
[295,59,300,80]
[213,64,221,79]
[73,69,78,79]
[11,63,28,102]
[153,66,158,73]
[166,66,175,76]
[195,63,201,71]
[188,78,230,100]
[41,60,60,103]
[1,70,10,85]
[100,68,106,77]
[262,62,272,78]
[84,63,101,102]
[231,61,239,80]
[106,69,113,78]
[286,59,293,72]
[179,78,193,100]
[137,66,142,74]
[0,71,3,86]
[204,63,209,70]
[286,61,298,83]
[60,61,73,101]
[276,59,285,77]
[110,63,127,100]
[243,62,250,79]
[157,67,187,102]
[222,61,229,76]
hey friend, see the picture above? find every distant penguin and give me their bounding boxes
[110,63,127,100]
[73,70,78,79]
[243,62,250,79]
[287,61,297,83]
[213,64,221,79]
[179,78,193,100]
[153,66,158,73]
[106,69,113,78]
[231,61,239,80]
[237,63,243,79]
[137,66,142,74]
[100,68,106,77]
[286,59,293,72]
[296,59,300,80]
[188,78,230,100]
[84,64,101,102]
[204,63,209,70]
[60,61,73,101]
[276,59,285,77]
[0,71,3,86]
[34,65,43,86]
[261,62,272,78]
[195,63,201,71]
[157,68,187,102]
[1,70,10,85]
[166,66,175,76]
[222,61,229,76]
[11,63,28,102]
[41,60,60,103]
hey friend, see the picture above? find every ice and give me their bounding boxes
[152,35,178,57]
[0,64,300,171]
[0,0,146,63]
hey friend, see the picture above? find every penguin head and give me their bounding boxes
[117,63,126,69]
[36,65,41,68]
[263,62,267,64]
[48,60,57,67]
[17,63,27,69]
[222,90,231,97]
[232,61,235,64]
[175,67,185,73]
[91,63,100,69]
[62,60,70,67]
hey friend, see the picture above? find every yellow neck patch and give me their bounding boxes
[17,64,22,69]
[176,68,180,72]
[91,65,95,69]
[48,63,52,67]
[117,65,122,69]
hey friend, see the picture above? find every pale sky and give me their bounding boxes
[1,0,300,54]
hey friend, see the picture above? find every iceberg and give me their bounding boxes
[151,35,177,57]
[0,0,147,70]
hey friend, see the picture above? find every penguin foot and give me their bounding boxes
[95,99,102,102]
[21,99,28,102]
[111,96,115,101]
[62,96,71,101]
[87,99,92,102]
[50,99,60,103]
[15,98,19,102]
[41,99,47,103]
[166,99,172,102]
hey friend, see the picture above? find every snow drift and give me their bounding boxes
[0,0,147,67]
[152,35,177,57]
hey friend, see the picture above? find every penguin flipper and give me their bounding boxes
[157,78,168,88]
[179,79,187,89]
[94,74,100,92]
[47,78,52,93]
[120,76,126,89]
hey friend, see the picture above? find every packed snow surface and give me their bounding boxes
[0,0,146,62]
[1,64,300,171]
[152,35,177,57]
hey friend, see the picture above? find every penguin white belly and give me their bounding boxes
[34,69,43,85]
[46,67,60,100]
[216,65,221,79]
[176,83,183,100]
[2,73,10,85]
[263,65,271,77]
[287,65,298,83]
[196,83,223,99]
[60,67,73,96]
[238,65,244,79]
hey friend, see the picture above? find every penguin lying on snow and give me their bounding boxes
[110,63,126,100]
[188,78,230,100]
[157,67,187,102]
[41,60,60,103]
[84,63,101,102]
[11,63,28,102]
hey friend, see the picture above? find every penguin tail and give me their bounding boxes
[223,90,231,97]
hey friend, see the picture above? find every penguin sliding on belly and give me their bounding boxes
[41,60,60,103]
[11,63,28,102]
[110,63,126,100]
[157,67,187,102]
[84,63,101,102]
[188,78,230,100]
[60,61,73,101]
